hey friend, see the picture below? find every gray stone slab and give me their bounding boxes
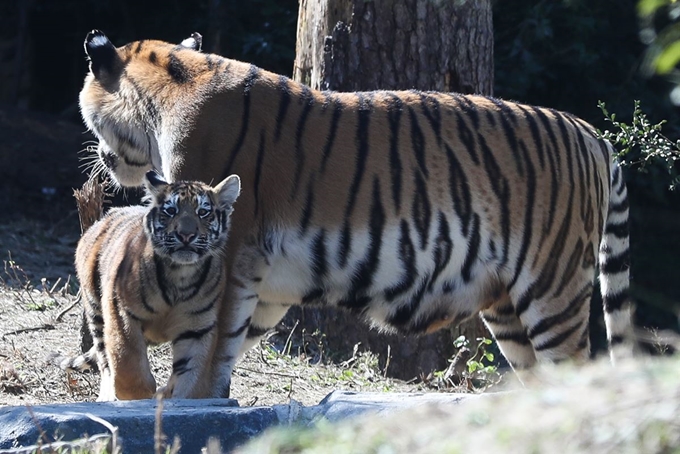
[0,391,476,453]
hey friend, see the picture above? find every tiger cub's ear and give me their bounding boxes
[180,32,203,52]
[84,30,120,78]
[213,174,241,209]
[144,170,169,197]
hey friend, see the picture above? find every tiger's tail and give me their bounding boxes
[48,346,98,372]
[599,158,634,363]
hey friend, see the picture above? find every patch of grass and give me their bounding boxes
[237,356,680,454]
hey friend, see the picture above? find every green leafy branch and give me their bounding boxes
[598,100,680,190]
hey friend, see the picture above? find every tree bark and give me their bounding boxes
[290,0,493,380]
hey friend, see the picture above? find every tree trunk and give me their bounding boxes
[289,0,493,380]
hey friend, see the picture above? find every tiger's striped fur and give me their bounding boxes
[78,31,633,397]
[52,171,240,400]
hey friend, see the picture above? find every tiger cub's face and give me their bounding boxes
[144,171,241,265]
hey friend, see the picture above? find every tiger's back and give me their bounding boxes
[78,31,633,397]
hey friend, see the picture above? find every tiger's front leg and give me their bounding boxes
[104,299,156,400]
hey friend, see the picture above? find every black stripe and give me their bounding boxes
[531,107,561,240]
[92,315,104,325]
[299,177,315,235]
[247,325,269,339]
[493,331,532,345]
[172,357,191,376]
[223,65,260,175]
[443,143,472,236]
[291,85,315,199]
[478,135,511,266]
[508,139,537,289]
[605,221,628,239]
[178,256,214,301]
[224,317,251,338]
[517,104,545,170]
[387,277,429,327]
[461,213,481,283]
[344,93,372,218]
[302,288,324,304]
[167,52,192,84]
[412,172,432,250]
[408,107,429,178]
[154,254,173,305]
[311,229,328,282]
[419,92,442,146]
[173,323,216,344]
[609,334,625,345]
[274,75,292,141]
[386,93,403,213]
[320,97,343,174]
[190,294,220,315]
[527,283,591,339]
[125,310,144,322]
[450,94,480,129]
[138,257,156,314]
[337,221,352,268]
[481,312,513,325]
[601,251,629,274]
[577,324,590,350]
[253,129,266,216]
[134,41,145,54]
[149,51,157,64]
[533,320,583,352]
[338,177,386,312]
[515,199,574,317]
[552,238,585,298]
[609,198,629,214]
[454,110,480,165]
[427,212,452,292]
[384,220,417,301]
[490,98,523,177]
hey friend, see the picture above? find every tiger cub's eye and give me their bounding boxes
[197,208,211,217]
[164,206,177,216]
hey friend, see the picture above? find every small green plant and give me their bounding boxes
[431,336,500,392]
[598,100,680,191]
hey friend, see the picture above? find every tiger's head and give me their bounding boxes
[143,171,241,265]
[79,30,208,187]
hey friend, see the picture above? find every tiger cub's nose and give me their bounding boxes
[176,232,196,244]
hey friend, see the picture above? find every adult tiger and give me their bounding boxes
[51,171,241,400]
[79,30,633,397]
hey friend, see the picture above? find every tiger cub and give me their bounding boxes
[78,31,634,398]
[52,171,240,401]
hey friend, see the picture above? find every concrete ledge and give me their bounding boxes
[0,391,476,453]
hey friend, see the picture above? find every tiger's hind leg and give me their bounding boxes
[510,275,594,365]
[481,296,537,370]
[80,288,118,402]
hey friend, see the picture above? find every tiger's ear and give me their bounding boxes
[84,30,120,78]
[180,32,202,52]
[144,170,169,196]
[214,174,241,208]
